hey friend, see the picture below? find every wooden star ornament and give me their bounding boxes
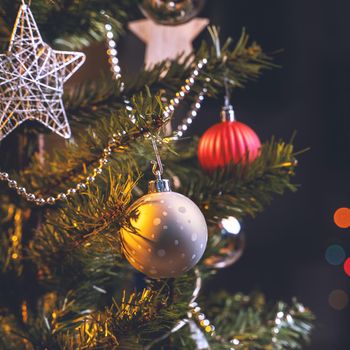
[0,4,86,141]
[128,18,209,68]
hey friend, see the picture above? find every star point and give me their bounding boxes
[0,4,86,141]
[128,18,209,68]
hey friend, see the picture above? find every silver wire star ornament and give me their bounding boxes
[0,3,86,141]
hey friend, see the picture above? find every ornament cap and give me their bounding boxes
[148,178,172,193]
[221,105,235,122]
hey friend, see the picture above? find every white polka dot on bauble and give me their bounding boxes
[162,211,168,216]
[178,206,186,213]
[191,233,198,242]
[174,240,179,246]
[163,225,168,229]
[192,254,196,260]
[153,218,161,226]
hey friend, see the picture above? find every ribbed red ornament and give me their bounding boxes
[198,120,261,171]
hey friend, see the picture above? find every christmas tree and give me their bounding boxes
[0,1,315,349]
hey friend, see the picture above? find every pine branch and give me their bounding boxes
[0,285,314,350]
[0,275,196,349]
[0,92,164,201]
[204,292,315,350]
[0,0,140,50]
[169,137,299,223]
[64,30,275,128]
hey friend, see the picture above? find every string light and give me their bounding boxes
[21,301,28,323]
[9,208,22,262]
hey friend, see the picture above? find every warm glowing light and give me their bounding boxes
[343,258,350,277]
[3,324,11,333]
[333,207,350,228]
[11,253,18,260]
[329,289,348,310]
[221,217,241,235]
[21,301,28,323]
[325,244,346,266]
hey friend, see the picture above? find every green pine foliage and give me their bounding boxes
[0,1,314,349]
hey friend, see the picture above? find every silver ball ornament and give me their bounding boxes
[120,180,208,279]
[139,0,206,26]
[204,217,245,269]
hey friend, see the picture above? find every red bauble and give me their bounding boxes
[198,120,261,171]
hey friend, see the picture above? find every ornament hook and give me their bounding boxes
[148,136,171,193]
[221,77,235,121]
[224,77,231,108]
[151,137,164,180]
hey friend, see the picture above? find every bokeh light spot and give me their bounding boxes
[329,289,348,310]
[343,258,350,277]
[325,244,346,266]
[333,207,350,228]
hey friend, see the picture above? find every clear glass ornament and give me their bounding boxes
[139,0,206,26]
[204,216,245,269]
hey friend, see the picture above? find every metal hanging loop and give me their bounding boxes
[148,136,171,193]
[221,77,235,122]
[151,137,164,179]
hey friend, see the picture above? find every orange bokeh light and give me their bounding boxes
[333,207,350,228]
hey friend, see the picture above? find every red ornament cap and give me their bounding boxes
[198,118,261,172]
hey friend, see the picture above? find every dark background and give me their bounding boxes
[72,0,350,349]
[198,1,350,350]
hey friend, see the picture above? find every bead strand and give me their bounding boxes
[0,34,210,206]
[105,23,123,85]
[104,24,208,124]
[188,301,216,337]
[271,310,295,344]
[162,58,208,120]
[173,87,207,139]
[0,142,114,206]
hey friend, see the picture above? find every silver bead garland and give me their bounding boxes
[161,58,207,120]
[188,301,216,336]
[104,23,124,90]
[174,87,207,139]
[0,28,208,207]
[104,23,207,122]
[0,145,112,206]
